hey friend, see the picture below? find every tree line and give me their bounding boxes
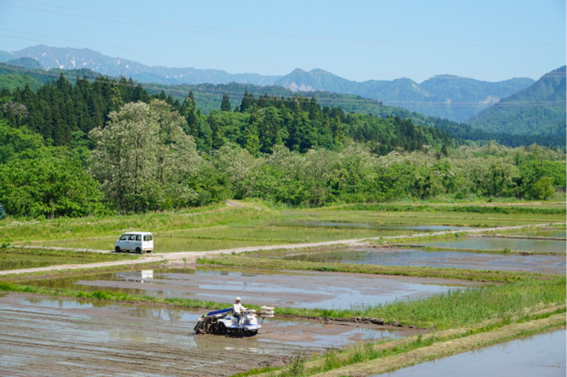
[0,74,564,218]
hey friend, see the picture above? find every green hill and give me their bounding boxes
[6,57,44,71]
[467,66,566,135]
[275,69,534,122]
[0,64,563,149]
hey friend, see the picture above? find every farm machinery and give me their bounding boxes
[194,306,275,337]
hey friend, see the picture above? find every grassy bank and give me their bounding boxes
[198,254,537,283]
[0,247,138,271]
[340,203,567,215]
[1,202,276,243]
[2,267,563,330]
[246,309,565,377]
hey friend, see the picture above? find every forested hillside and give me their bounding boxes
[1,45,536,123]
[0,73,452,153]
[274,68,534,122]
[0,45,281,86]
[468,66,566,135]
[0,66,563,149]
[0,72,564,219]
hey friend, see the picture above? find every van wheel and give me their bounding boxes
[115,246,121,253]
[136,247,142,254]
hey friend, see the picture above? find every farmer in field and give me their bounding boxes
[233,297,247,324]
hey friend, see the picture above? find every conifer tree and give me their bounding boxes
[220,93,231,111]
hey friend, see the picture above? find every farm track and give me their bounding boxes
[3,222,564,276]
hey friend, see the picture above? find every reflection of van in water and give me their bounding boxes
[115,232,154,253]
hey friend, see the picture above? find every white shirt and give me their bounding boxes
[233,303,246,314]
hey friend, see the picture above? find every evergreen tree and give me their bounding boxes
[208,113,224,150]
[220,93,231,111]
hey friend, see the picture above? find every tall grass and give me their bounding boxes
[0,248,137,271]
[0,273,563,330]
[1,204,276,243]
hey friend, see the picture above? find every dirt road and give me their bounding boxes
[3,222,563,276]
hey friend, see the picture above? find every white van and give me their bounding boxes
[115,232,154,253]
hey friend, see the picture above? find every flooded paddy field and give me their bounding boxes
[0,293,423,376]
[283,207,565,228]
[19,266,484,310]
[280,248,566,275]
[497,227,566,239]
[414,237,566,253]
[381,329,566,377]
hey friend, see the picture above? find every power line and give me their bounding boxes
[2,28,562,83]
[5,0,565,50]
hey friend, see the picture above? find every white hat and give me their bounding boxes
[235,297,241,301]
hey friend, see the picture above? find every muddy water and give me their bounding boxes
[20,267,483,310]
[381,330,566,377]
[418,237,566,253]
[281,249,566,274]
[0,293,422,376]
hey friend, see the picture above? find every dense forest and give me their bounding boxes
[0,74,565,218]
[1,64,564,149]
[0,73,453,153]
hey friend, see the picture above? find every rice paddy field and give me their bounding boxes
[0,200,565,376]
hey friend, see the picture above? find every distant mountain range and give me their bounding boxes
[0,45,281,86]
[467,66,566,135]
[274,69,534,122]
[0,61,563,148]
[0,44,550,124]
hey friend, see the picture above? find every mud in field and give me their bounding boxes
[280,248,566,275]
[380,329,566,377]
[0,293,422,376]
[416,237,566,253]
[20,266,484,310]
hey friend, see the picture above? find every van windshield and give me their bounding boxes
[144,235,153,241]
[120,235,128,241]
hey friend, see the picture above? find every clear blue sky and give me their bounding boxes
[0,0,564,82]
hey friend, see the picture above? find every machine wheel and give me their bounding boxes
[216,322,227,335]
[136,247,142,254]
[115,246,121,253]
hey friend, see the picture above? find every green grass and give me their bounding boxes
[5,201,564,248]
[0,273,563,330]
[339,203,566,215]
[198,254,537,283]
[281,208,564,228]
[1,203,277,243]
[0,248,138,271]
[256,308,566,377]
[34,235,279,253]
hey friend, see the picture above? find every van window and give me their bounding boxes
[144,235,153,241]
[120,235,128,241]
[135,235,141,241]
[129,235,136,241]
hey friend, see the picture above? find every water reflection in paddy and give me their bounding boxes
[19,267,481,310]
[281,249,566,274]
[418,237,566,253]
[1,295,412,349]
[381,330,566,377]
